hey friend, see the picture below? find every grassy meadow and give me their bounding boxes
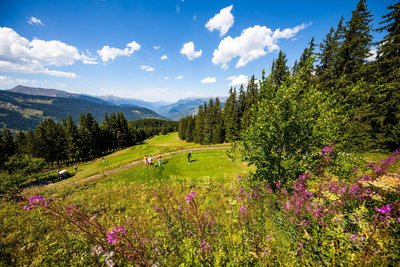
[1,132,399,266]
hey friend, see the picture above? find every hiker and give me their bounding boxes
[147,155,154,167]
[102,157,106,163]
[74,164,78,172]
[187,151,192,164]
[157,155,162,167]
[143,155,148,166]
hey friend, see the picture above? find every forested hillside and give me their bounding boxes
[0,90,164,131]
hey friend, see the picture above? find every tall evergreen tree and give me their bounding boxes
[185,115,195,142]
[338,0,373,82]
[212,97,225,144]
[194,105,205,144]
[242,75,260,128]
[270,51,290,91]
[63,116,80,162]
[224,87,240,142]
[203,100,214,145]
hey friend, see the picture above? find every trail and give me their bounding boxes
[73,146,230,185]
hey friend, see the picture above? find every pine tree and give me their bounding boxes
[270,51,290,91]
[212,97,225,143]
[203,100,214,145]
[242,75,260,128]
[224,87,240,142]
[373,1,400,150]
[0,128,15,167]
[78,113,101,160]
[194,105,205,144]
[64,116,80,162]
[185,115,195,142]
[295,37,316,86]
[338,0,373,83]
[317,26,340,89]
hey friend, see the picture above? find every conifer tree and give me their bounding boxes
[64,116,80,162]
[270,51,290,91]
[242,76,260,128]
[224,87,240,142]
[338,0,373,82]
[212,97,225,143]
[194,105,205,144]
[203,100,214,145]
[185,115,195,142]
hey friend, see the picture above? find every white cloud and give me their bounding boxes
[201,76,216,84]
[97,41,140,62]
[205,5,234,36]
[140,65,155,72]
[161,54,168,60]
[212,23,309,69]
[0,27,96,78]
[174,75,184,80]
[28,17,44,26]
[153,45,161,50]
[164,76,170,80]
[366,46,377,62]
[227,75,248,87]
[0,75,37,86]
[180,41,202,60]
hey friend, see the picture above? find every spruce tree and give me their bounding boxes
[212,97,225,143]
[64,116,80,162]
[224,87,240,142]
[339,0,373,83]
[194,105,205,144]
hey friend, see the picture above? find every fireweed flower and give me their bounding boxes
[239,205,247,215]
[375,204,392,215]
[186,191,196,204]
[200,240,211,253]
[23,195,49,210]
[106,226,126,245]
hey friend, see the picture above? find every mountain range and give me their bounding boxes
[0,85,225,131]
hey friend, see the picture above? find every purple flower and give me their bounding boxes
[239,205,247,215]
[185,191,196,204]
[107,226,126,245]
[200,239,211,253]
[321,145,333,153]
[375,204,392,215]
[297,241,303,251]
[23,195,49,210]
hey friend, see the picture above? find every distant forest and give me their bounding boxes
[179,0,399,154]
[0,114,177,167]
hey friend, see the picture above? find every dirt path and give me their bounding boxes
[73,146,230,185]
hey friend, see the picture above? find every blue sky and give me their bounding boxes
[0,0,390,102]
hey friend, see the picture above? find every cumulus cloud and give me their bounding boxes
[161,54,168,60]
[28,16,44,26]
[0,27,97,78]
[180,41,202,60]
[140,65,155,72]
[227,75,248,87]
[201,76,216,84]
[205,5,234,36]
[97,41,140,62]
[212,23,309,69]
[174,75,184,80]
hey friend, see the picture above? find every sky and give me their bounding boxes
[0,0,391,102]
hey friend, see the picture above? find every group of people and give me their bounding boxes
[143,155,162,167]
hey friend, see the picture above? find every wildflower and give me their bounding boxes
[185,191,196,204]
[375,204,392,215]
[23,195,49,210]
[106,226,126,245]
[239,205,247,215]
[237,175,242,181]
[200,239,211,253]
[297,241,303,251]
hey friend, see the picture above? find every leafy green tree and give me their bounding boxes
[242,67,338,190]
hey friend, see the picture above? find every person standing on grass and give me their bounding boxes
[74,164,78,172]
[144,155,148,166]
[148,155,154,167]
[157,155,162,167]
[187,151,192,164]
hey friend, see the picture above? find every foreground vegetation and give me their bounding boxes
[1,139,398,266]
